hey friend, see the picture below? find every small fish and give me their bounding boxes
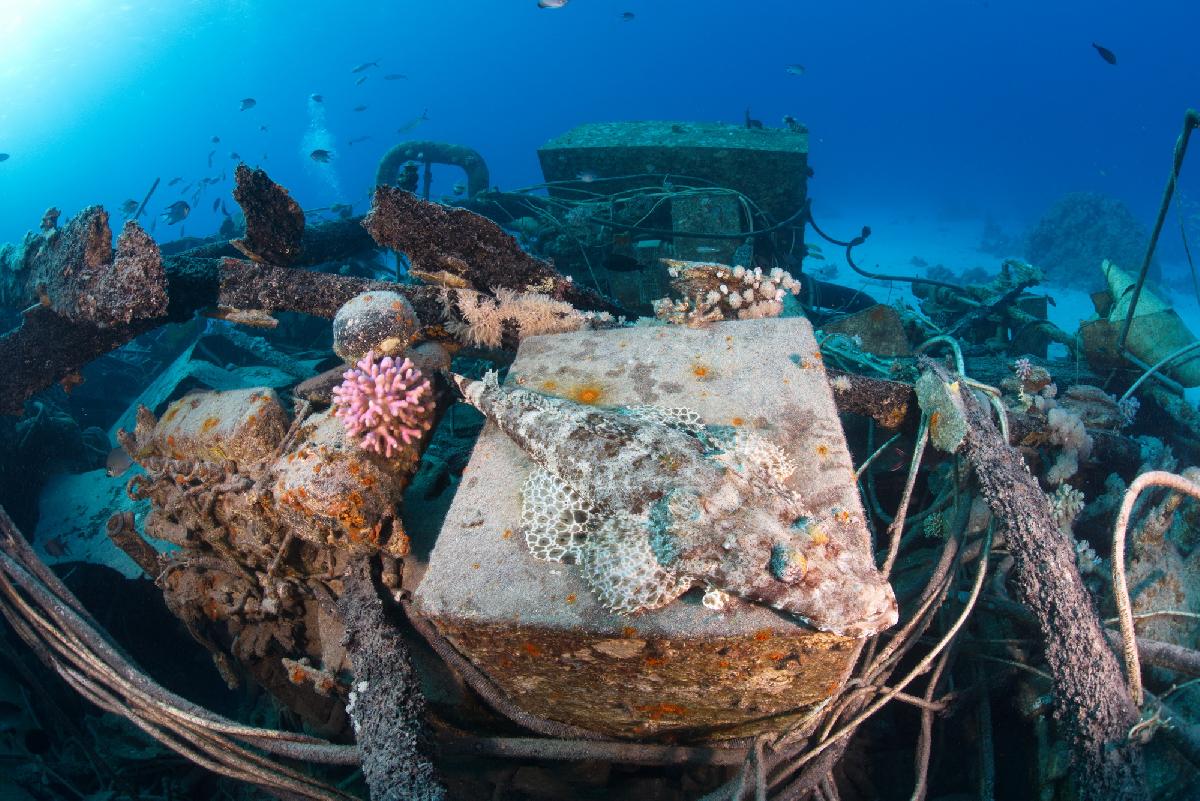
[621,11,635,20]
[694,246,720,255]
[355,75,368,86]
[1092,42,1117,65]
[212,198,221,212]
[353,104,368,112]
[785,63,806,76]
[106,446,133,478]
[383,73,407,80]
[576,171,598,183]
[259,124,269,132]
[538,0,568,7]
[604,254,643,272]
[0,153,9,162]
[42,537,68,558]
[310,94,324,103]
[239,97,256,111]
[161,200,190,225]
[310,149,332,163]
[168,176,183,186]
[207,150,215,168]
[330,202,354,218]
[348,136,372,145]
[211,135,220,144]
[221,200,230,216]
[230,152,240,160]
[351,61,379,73]
[452,181,466,195]
[397,109,429,133]
[119,199,139,215]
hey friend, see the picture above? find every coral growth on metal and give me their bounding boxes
[332,351,433,458]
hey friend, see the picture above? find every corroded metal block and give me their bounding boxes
[415,317,879,739]
[537,121,809,225]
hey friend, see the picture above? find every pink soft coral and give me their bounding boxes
[332,351,432,457]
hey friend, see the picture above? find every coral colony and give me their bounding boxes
[332,351,432,458]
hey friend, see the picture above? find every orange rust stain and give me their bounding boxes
[390,300,403,310]
[810,530,829,546]
[348,463,360,475]
[360,474,375,488]
[622,626,638,638]
[835,509,851,524]
[166,435,176,447]
[163,407,180,423]
[816,444,830,458]
[288,668,306,685]
[767,651,786,661]
[521,642,542,657]
[644,656,667,667]
[691,363,710,379]
[731,417,745,426]
[541,380,558,391]
[471,562,481,570]
[635,702,688,720]
[247,414,257,424]
[717,660,731,669]
[201,417,220,432]
[571,384,604,404]
[202,598,220,621]
[502,529,514,540]
[812,351,823,361]
[754,629,773,642]
[929,411,940,437]
[565,594,577,604]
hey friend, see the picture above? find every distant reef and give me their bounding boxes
[1025,191,1157,288]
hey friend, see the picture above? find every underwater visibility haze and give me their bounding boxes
[2,1,1200,800]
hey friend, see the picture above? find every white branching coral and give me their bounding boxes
[445,288,611,348]
[1049,484,1086,532]
[653,260,801,326]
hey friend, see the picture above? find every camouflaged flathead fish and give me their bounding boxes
[454,371,898,638]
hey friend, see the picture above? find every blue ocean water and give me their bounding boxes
[1,0,1197,269]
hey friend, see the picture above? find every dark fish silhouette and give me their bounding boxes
[239,97,256,111]
[212,198,221,212]
[259,124,269,132]
[310,94,323,103]
[310,149,332,163]
[745,108,763,130]
[119,199,139,215]
[355,75,368,86]
[0,153,9,162]
[230,152,240,160]
[167,176,183,186]
[351,61,379,73]
[348,136,372,145]
[211,135,220,143]
[604,254,644,272]
[161,201,190,225]
[207,150,215,168]
[621,11,634,20]
[353,105,368,112]
[1092,42,1117,65]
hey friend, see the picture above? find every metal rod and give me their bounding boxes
[1117,108,1200,352]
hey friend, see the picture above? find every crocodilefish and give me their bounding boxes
[453,371,898,638]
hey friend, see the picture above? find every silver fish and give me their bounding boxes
[106,446,133,478]
[453,372,898,638]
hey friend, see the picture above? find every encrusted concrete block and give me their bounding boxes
[415,317,882,739]
[151,387,287,465]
